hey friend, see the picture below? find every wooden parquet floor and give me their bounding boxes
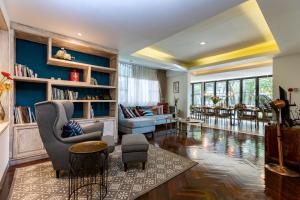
[1,126,300,200]
[137,126,300,200]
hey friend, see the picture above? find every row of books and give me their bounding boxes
[14,106,36,124]
[52,88,79,100]
[14,64,38,78]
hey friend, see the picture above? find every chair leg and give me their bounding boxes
[142,162,146,170]
[124,163,128,172]
[56,170,60,178]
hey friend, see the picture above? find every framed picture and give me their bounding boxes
[173,81,179,93]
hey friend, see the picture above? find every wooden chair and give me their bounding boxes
[215,107,231,125]
[202,106,215,123]
[235,104,258,129]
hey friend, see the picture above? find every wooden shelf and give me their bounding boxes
[13,76,116,89]
[47,57,116,73]
[50,80,116,89]
[52,100,117,103]
[13,123,38,127]
[13,76,49,83]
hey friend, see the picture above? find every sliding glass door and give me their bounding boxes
[242,78,256,106]
[259,77,273,100]
[228,80,240,106]
[192,83,202,105]
[204,82,215,106]
[216,81,226,105]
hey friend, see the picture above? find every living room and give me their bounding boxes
[1,0,300,200]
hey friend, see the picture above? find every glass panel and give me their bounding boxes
[259,77,273,99]
[193,83,202,105]
[216,81,227,106]
[242,78,256,106]
[204,82,214,106]
[228,80,240,106]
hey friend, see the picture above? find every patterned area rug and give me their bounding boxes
[9,145,197,200]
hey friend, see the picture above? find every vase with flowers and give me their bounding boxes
[210,96,221,106]
[0,71,12,121]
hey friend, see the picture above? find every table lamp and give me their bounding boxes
[266,99,300,177]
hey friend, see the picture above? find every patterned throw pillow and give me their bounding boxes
[143,110,154,116]
[157,102,169,114]
[120,104,131,118]
[127,108,136,118]
[133,108,141,117]
[61,120,84,138]
[136,106,144,116]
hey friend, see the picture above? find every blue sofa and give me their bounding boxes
[118,106,175,135]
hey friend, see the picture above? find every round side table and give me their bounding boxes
[68,141,108,200]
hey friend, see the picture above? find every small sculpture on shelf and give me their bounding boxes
[0,71,12,121]
[91,77,98,85]
[54,48,74,61]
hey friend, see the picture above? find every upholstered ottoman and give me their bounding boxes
[121,134,149,171]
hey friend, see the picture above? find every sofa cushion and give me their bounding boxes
[147,114,173,121]
[119,117,155,128]
[122,134,149,153]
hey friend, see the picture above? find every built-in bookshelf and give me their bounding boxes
[12,31,118,126]
[10,26,118,164]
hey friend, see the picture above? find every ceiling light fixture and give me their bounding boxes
[77,33,82,36]
[200,41,206,45]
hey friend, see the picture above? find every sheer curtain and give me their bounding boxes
[119,62,160,106]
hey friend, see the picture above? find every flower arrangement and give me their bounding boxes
[0,71,12,97]
[210,96,221,105]
[0,71,12,121]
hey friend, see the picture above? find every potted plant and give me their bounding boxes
[0,71,12,121]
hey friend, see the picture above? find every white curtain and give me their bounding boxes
[119,62,160,106]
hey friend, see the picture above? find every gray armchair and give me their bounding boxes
[35,101,115,178]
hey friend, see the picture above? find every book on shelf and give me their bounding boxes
[14,106,36,124]
[52,87,79,100]
[14,63,38,78]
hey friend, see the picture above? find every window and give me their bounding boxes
[118,62,160,106]
[259,77,273,100]
[204,82,215,105]
[192,83,202,105]
[228,80,240,106]
[242,78,256,106]
[216,81,226,105]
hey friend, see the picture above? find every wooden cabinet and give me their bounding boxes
[265,124,300,170]
[11,124,47,164]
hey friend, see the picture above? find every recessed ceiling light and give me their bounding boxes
[200,41,206,45]
[77,33,82,36]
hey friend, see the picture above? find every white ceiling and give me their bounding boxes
[257,0,300,57]
[152,2,269,62]
[3,0,244,58]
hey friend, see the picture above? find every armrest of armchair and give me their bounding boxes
[61,131,102,143]
[82,122,104,135]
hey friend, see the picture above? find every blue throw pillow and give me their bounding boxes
[62,120,84,138]
[143,110,154,116]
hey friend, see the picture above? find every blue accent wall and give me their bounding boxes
[16,39,84,81]
[15,82,47,110]
[91,102,110,117]
[91,71,110,85]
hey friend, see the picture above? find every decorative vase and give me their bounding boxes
[0,102,5,121]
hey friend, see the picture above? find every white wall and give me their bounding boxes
[0,127,9,181]
[191,66,272,83]
[273,53,300,105]
[166,71,190,118]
